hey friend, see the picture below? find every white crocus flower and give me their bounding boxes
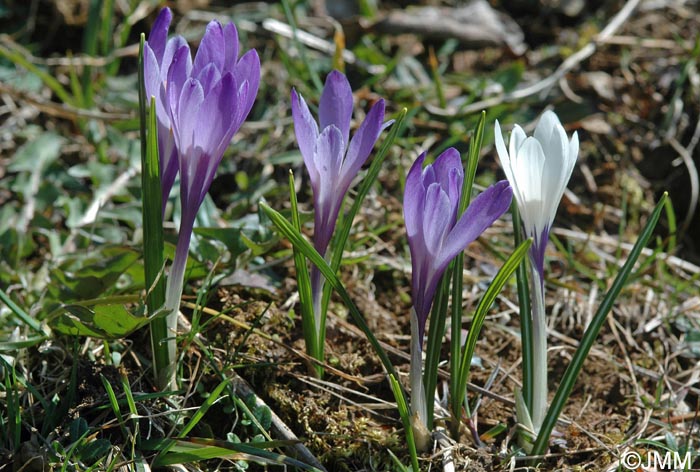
[494,110,579,439]
[495,110,579,277]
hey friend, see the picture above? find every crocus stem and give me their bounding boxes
[409,307,430,451]
[158,212,195,391]
[530,263,547,434]
[310,265,324,338]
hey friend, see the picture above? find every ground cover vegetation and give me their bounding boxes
[0,0,699,470]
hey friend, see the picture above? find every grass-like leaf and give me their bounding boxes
[512,202,533,411]
[100,374,128,440]
[288,171,321,374]
[138,34,168,390]
[451,238,532,433]
[260,202,398,382]
[178,380,229,439]
[424,268,450,430]
[389,373,420,472]
[148,438,323,471]
[0,288,46,335]
[530,192,668,457]
[448,111,487,437]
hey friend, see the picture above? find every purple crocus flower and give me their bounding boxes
[143,7,190,211]
[291,70,386,258]
[291,70,387,328]
[404,149,513,342]
[155,14,260,389]
[403,148,511,440]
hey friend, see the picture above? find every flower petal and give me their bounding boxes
[438,180,512,269]
[143,44,162,111]
[195,62,222,95]
[222,22,240,72]
[166,45,194,141]
[340,99,385,188]
[430,148,463,198]
[196,73,238,164]
[404,152,427,243]
[494,120,514,182]
[422,183,452,256]
[512,137,546,234]
[312,125,345,255]
[233,49,260,129]
[193,21,225,75]
[147,8,172,61]
[291,88,320,184]
[434,148,463,211]
[172,78,204,158]
[533,110,561,146]
[319,70,353,146]
[509,125,527,162]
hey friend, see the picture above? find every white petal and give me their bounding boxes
[495,120,517,193]
[510,125,527,161]
[513,137,546,235]
[534,110,561,145]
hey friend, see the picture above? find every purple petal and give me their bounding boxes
[430,148,463,199]
[421,183,451,256]
[172,78,204,157]
[162,35,188,71]
[403,152,428,244]
[437,180,512,270]
[340,99,385,188]
[291,88,320,183]
[232,49,260,129]
[193,21,225,76]
[166,45,194,134]
[319,70,353,146]
[147,8,172,61]
[200,73,239,162]
[143,44,162,110]
[208,73,240,162]
[222,22,240,72]
[195,62,222,95]
[312,125,345,255]
[159,126,178,207]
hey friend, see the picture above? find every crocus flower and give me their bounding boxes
[155,14,260,389]
[404,148,512,439]
[494,110,578,278]
[494,110,578,435]
[291,70,387,332]
[405,149,512,342]
[291,70,386,258]
[143,7,190,211]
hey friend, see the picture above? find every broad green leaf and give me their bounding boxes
[52,303,148,339]
[8,133,64,173]
[48,247,139,303]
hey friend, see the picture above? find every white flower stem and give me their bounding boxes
[530,264,548,434]
[310,266,324,339]
[409,308,430,449]
[157,218,193,391]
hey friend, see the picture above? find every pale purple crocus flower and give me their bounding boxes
[154,14,260,389]
[494,110,578,435]
[291,70,387,333]
[143,7,190,212]
[404,148,512,438]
